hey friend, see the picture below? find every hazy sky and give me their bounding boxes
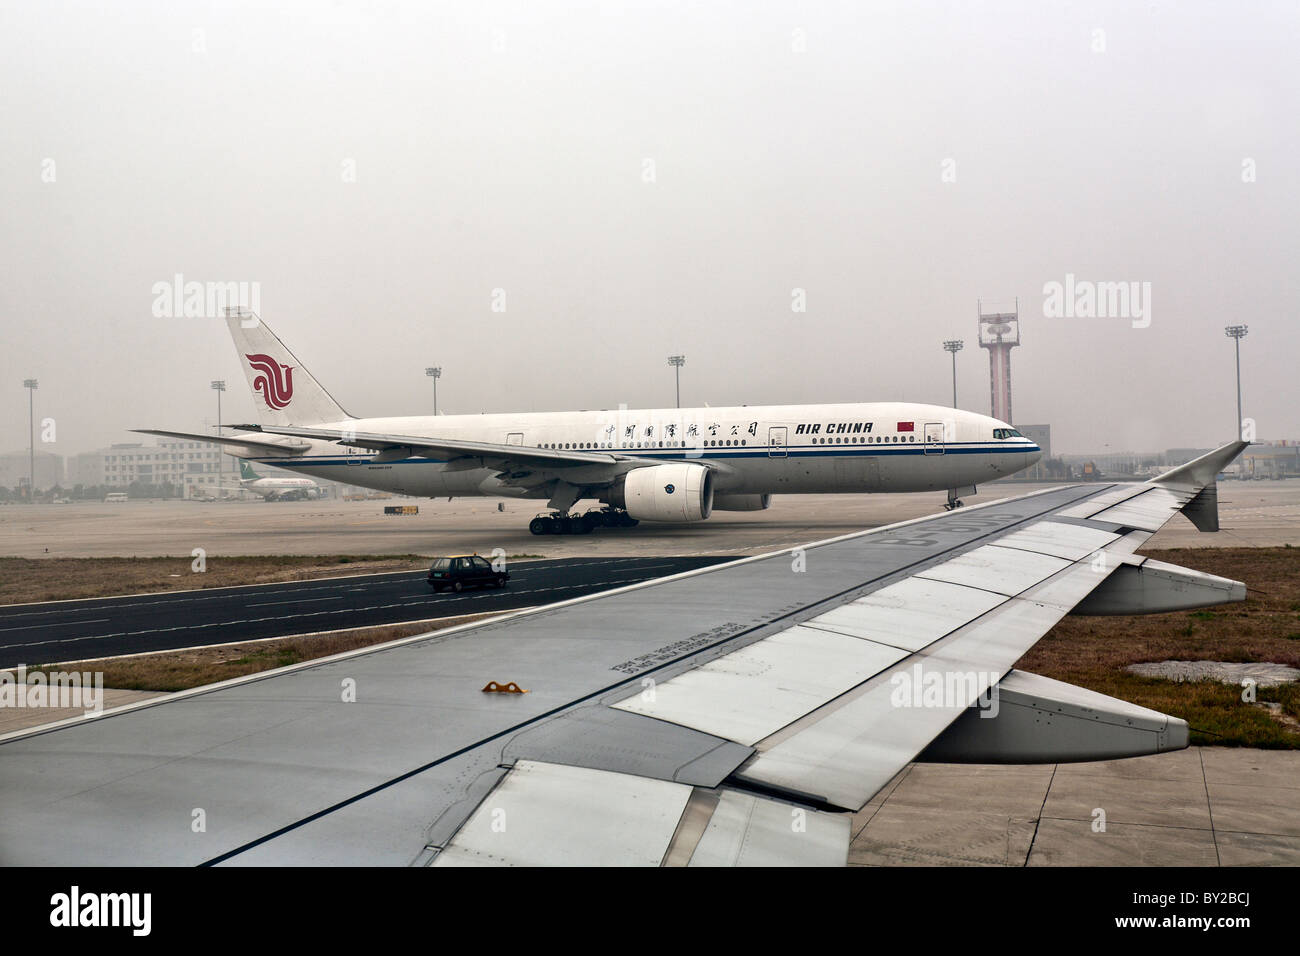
[2,0,1297,458]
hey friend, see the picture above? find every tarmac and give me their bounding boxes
[5,478,1300,559]
[852,747,1300,866]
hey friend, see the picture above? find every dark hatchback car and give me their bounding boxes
[427,554,509,593]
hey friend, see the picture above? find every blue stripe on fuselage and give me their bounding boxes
[254,442,1041,468]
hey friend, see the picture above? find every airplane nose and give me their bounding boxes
[982,416,1041,472]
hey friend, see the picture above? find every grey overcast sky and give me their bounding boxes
[2,0,1297,458]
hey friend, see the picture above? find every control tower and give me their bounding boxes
[978,299,1020,424]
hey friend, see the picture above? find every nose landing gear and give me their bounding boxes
[945,484,976,511]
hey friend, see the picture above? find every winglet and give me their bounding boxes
[1151,440,1248,533]
[1152,440,1248,490]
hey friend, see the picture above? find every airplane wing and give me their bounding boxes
[0,442,1248,866]
[230,422,702,483]
[133,428,310,457]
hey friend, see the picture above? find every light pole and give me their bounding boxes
[1224,325,1248,441]
[426,367,441,415]
[667,355,685,408]
[211,380,226,497]
[23,379,38,501]
[942,340,963,408]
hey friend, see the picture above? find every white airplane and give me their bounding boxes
[222,460,321,501]
[139,310,1042,534]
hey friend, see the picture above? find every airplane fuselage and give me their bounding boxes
[243,477,320,500]
[241,402,1040,503]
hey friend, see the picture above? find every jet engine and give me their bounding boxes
[612,464,713,522]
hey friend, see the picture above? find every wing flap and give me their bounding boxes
[431,761,850,867]
[732,560,1114,810]
[431,761,692,867]
[685,789,850,866]
[609,533,1138,811]
[613,625,909,746]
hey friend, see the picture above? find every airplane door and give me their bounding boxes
[924,422,945,455]
[506,433,524,445]
[768,426,787,458]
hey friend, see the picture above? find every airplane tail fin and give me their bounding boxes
[224,309,353,427]
[239,459,260,481]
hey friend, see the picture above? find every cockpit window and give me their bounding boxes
[993,428,1024,439]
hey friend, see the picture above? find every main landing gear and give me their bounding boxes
[528,508,639,535]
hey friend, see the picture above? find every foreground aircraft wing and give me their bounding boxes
[0,442,1247,866]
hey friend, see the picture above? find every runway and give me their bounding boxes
[0,555,728,668]
[6,481,1299,667]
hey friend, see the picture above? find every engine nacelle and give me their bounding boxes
[616,464,713,522]
[712,493,771,512]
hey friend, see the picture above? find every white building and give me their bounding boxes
[71,440,229,497]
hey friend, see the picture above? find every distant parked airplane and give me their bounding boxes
[222,459,320,501]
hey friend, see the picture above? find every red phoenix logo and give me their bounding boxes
[246,353,295,409]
